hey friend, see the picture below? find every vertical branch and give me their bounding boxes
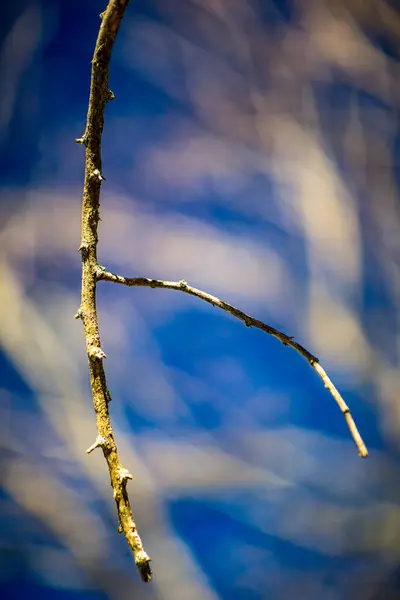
[76,0,152,582]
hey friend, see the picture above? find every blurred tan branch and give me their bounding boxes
[96,269,368,458]
[75,0,152,583]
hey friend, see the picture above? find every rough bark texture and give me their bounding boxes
[96,269,368,458]
[76,0,368,583]
[76,0,152,583]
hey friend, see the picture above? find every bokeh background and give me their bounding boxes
[1,0,400,598]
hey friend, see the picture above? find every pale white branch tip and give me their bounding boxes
[136,552,152,583]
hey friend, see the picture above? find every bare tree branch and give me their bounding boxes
[96,269,369,458]
[75,0,369,586]
[76,1,152,582]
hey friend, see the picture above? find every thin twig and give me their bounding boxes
[96,270,368,458]
[76,1,152,582]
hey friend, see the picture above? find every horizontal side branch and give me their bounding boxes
[96,268,368,458]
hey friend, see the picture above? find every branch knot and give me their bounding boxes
[86,435,109,454]
[75,134,88,145]
[117,466,133,485]
[88,344,107,360]
[74,308,84,320]
[90,169,105,181]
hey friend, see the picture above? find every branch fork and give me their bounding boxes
[77,0,368,586]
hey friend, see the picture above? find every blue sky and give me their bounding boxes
[1,1,400,599]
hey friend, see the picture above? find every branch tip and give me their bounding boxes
[137,553,152,583]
